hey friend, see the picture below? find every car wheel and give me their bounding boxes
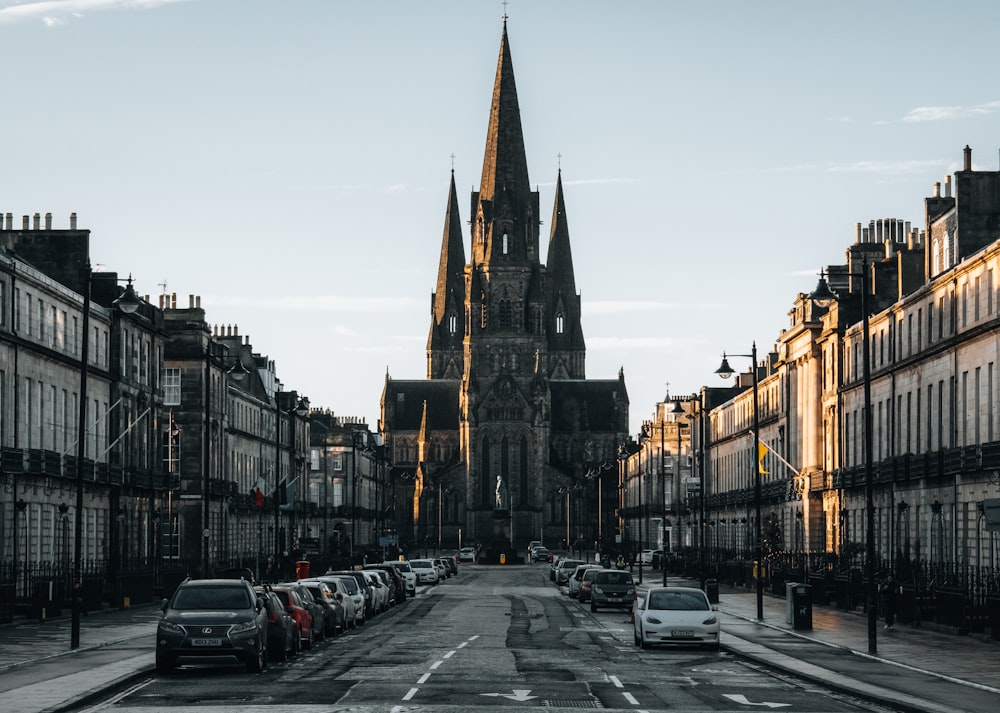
[303,627,314,650]
[291,632,300,656]
[247,644,266,673]
[155,654,175,675]
[634,628,642,647]
[591,601,598,612]
[275,639,287,662]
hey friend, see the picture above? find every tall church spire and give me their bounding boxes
[479,20,530,207]
[472,19,539,268]
[427,170,466,378]
[546,169,586,368]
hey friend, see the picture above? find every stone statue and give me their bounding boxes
[495,475,508,509]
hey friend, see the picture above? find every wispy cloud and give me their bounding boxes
[900,101,1000,123]
[0,0,188,25]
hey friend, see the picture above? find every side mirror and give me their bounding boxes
[160,598,169,613]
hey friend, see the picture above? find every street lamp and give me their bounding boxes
[72,266,140,650]
[811,260,877,654]
[716,342,763,621]
[273,393,309,578]
[669,400,686,587]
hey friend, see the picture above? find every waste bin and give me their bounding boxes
[785,582,798,624]
[791,583,812,630]
[704,579,719,604]
[295,560,311,580]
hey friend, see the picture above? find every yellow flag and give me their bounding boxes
[757,442,769,475]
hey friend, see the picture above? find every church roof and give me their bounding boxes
[549,380,627,433]
[382,379,460,431]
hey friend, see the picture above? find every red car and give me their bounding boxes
[578,567,601,603]
[271,585,315,650]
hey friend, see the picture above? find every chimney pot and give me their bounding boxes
[70,212,77,229]
[933,182,941,198]
[44,213,52,230]
[964,145,972,171]
[32,213,40,229]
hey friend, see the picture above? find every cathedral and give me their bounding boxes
[379,19,629,558]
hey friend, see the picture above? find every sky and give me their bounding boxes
[3,0,1000,436]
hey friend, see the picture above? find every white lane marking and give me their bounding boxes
[417,673,431,684]
[480,689,537,701]
[402,687,418,701]
[722,693,791,708]
[609,675,623,688]
[457,641,468,648]
[468,635,480,641]
[430,660,443,669]
[443,650,456,658]
[622,691,639,704]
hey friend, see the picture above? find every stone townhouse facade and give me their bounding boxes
[688,146,1000,591]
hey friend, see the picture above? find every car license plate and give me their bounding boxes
[608,596,621,602]
[191,638,221,647]
[670,629,693,637]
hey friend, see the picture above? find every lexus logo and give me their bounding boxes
[202,627,213,634]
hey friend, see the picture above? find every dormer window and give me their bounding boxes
[502,232,509,255]
[556,312,564,334]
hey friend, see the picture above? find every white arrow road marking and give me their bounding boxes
[481,689,538,701]
[722,693,791,708]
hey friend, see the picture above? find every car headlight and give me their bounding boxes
[158,621,183,635]
[593,586,603,594]
[702,615,718,625]
[230,620,258,635]
[645,615,662,624]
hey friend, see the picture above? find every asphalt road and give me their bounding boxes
[66,564,897,712]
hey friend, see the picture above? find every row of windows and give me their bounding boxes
[843,364,996,466]
[849,268,996,381]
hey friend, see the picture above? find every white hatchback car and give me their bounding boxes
[409,559,439,585]
[633,586,720,650]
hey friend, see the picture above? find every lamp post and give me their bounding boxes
[716,342,763,621]
[71,267,140,649]
[812,260,877,654]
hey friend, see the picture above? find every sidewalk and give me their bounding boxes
[713,582,1000,713]
[0,605,159,713]
[2,582,1000,713]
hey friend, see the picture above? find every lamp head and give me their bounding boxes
[715,354,735,380]
[810,270,838,308]
[113,275,142,314]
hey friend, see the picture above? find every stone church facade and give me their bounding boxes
[379,20,629,556]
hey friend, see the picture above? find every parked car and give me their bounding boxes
[531,546,551,562]
[568,564,600,598]
[383,561,417,597]
[360,570,391,613]
[527,540,542,557]
[270,585,316,650]
[433,558,449,580]
[328,570,375,619]
[442,556,458,577]
[255,587,298,661]
[458,547,477,563]
[155,578,268,674]
[410,559,439,585]
[590,569,635,612]
[578,567,602,603]
[633,586,720,650]
[296,579,344,636]
[554,559,586,586]
[371,564,407,604]
[282,582,327,642]
[322,575,365,627]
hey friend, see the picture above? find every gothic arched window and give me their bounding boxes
[502,232,509,255]
[448,312,457,335]
[498,299,512,330]
[556,312,564,334]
